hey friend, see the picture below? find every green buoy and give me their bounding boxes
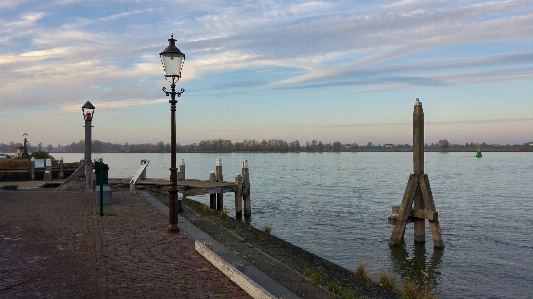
[476,150,482,158]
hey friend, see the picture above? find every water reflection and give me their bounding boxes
[390,241,443,291]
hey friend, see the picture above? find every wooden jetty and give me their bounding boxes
[119,159,251,219]
[388,99,444,248]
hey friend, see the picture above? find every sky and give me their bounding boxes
[0,0,532,147]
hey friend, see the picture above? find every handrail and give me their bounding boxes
[130,160,149,194]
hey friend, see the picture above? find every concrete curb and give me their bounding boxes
[195,241,276,299]
[138,191,298,299]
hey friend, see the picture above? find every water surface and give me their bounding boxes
[56,152,533,298]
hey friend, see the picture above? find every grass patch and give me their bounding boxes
[400,279,439,299]
[379,270,397,292]
[262,223,272,234]
[354,262,372,281]
[303,267,311,277]
[327,282,342,294]
[218,209,228,219]
[200,204,211,215]
[310,271,324,286]
[150,187,168,197]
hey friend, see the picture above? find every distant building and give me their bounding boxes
[384,144,394,148]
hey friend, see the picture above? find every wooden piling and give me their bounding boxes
[216,159,223,211]
[209,171,216,209]
[59,157,64,179]
[413,102,425,242]
[235,173,243,218]
[242,160,251,218]
[179,159,185,180]
[215,159,222,181]
[389,99,443,248]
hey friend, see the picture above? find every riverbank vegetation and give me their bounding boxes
[2,139,531,153]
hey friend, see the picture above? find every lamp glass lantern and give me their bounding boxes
[82,101,95,121]
[160,35,185,78]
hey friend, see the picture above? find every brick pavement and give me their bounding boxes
[0,190,253,298]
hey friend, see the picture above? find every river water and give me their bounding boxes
[55,152,533,298]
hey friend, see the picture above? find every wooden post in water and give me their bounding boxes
[216,159,223,211]
[413,100,425,243]
[235,173,243,218]
[179,159,185,180]
[209,171,216,210]
[389,98,444,248]
[242,160,251,218]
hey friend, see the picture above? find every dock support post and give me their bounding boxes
[216,159,223,211]
[209,171,216,209]
[242,160,251,218]
[389,98,443,248]
[59,157,64,179]
[235,173,243,218]
[179,159,185,180]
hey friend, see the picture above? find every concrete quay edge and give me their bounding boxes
[138,191,299,299]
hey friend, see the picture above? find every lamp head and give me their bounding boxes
[82,101,95,121]
[160,34,185,78]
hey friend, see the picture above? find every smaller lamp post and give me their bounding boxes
[160,34,185,233]
[22,133,28,159]
[82,101,95,191]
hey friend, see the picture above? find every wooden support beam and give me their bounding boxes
[391,206,438,221]
[420,175,444,248]
[389,174,418,246]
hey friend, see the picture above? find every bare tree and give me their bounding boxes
[437,139,450,151]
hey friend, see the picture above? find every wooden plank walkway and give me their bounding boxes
[109,178,238,196]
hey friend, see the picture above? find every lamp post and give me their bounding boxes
[82,101,95,191]
[160,34,185,233]
[22,133,28,159]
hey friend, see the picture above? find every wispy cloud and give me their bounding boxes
[0,0,531,144]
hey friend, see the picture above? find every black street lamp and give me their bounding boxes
[160,34,185,233]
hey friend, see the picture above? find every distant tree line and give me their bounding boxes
[1,139,532,153]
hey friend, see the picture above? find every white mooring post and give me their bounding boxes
[179,159,185,180]
[31,157,35,181]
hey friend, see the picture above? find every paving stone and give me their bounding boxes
[0,190,252,298]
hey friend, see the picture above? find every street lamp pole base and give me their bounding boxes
[168,225,180,233]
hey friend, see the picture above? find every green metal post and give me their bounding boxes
[100,163,104,216]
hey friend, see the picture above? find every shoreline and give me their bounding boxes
[142,185,399,299]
